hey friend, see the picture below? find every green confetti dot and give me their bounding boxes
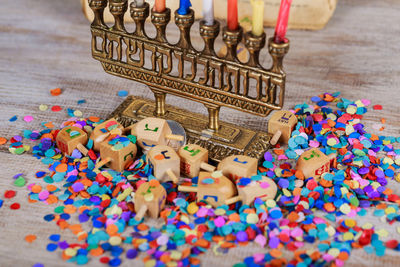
[14,176,26,187]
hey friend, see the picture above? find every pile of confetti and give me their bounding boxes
[2,91,400,267]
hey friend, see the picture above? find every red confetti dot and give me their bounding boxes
[386,240,399,249]
[10,203,20,210]
[373,104,382,110]
[100,257,110,264]
[51,105,62,112]
[4,190,16,198]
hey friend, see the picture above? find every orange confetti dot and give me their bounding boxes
[46,185,58,192]
[137,223,149,231]
[154,154,165,160]
[0,137,7,145]
[88,116,101,122]
[25,234,37,243]
[106,224,119,235]
[31,184,42,193]
[50,88,62,96]
[90,247,104,257]
[270,248,283,258]
[55,163,68,173]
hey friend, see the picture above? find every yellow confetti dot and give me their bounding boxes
[327,248,340,257]
[339,203,351,214]
[397,227,400,234]
[376,228,388,238]
[144,193,154,202]
[170,250,182,260]
[346,106,357,114]
[266,199,276,208]
[187,202,199,215]
[343,232,354,241]
[344,219,356,228]
[109,236,122,246]
[385,207,396,215]
[39,104,48,111]
[144,259,157,267]
[65,248,77,257]
[214,208,225,216]
[74,110,83,117]
[362,223,373,229]
[396,173,400,183]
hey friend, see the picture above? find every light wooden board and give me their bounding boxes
[1,0,400,266]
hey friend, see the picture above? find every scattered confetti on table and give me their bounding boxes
[4,91,400,267]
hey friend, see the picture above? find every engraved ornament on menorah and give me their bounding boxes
[88,0,290,162]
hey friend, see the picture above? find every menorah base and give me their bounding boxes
[109,96,272,162]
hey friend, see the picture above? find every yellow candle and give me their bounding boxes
[251,0,265,36]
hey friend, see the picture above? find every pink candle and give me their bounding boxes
[274,0,292,43]
[227,0,238,31]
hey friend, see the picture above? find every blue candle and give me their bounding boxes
[177,0,192,15]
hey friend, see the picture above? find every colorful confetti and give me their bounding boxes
[4,91,400,267]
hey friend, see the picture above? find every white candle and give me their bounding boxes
[203,0,214,26]
[135,0,144,7]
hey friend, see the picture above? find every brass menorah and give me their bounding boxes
[88,0,289,162]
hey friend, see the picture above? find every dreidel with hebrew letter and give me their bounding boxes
[133,118,184,151]
[56,126,89,156]
[178,171,237,208]
[147,145,180,183]
[90,118,125,152]
[134,180,166,221]
[296,148,330,180]
[178,144,216,178]
[225,176,277,206]
[95,135,137,172]
[268,110,298,145]
[217,155,258,181]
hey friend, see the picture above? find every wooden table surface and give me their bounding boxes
[1,0,400,266]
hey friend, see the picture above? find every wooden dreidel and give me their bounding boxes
[133,118,184,151]
[225,176,277,206]
[56,126,89,156]
[178,171,237,208]
[96,135,137,172]
[217,155,258,181]
[178,144,215,178]
[134,180,167,221]
[296,148,330,180]
[268,110,298,145]
[90,118,124,152]
[147,145,180,183]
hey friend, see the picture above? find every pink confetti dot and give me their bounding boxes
[23,115,34,122]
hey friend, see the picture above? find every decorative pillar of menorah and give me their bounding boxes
[88,0,107,27]
[244,32,266,67]
[199,20,220,56]
[268,38,290,74]
[109,0,128,32]
[222,26,243,62]
[130,1,149,38]
[175,9,195,51]
[151,8,171,43]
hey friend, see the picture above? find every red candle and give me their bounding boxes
[274,0,292,43]
[154,0,166,13]
[227,0,238,31]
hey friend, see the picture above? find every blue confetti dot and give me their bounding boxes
[43,214,55,221]
[49,234,60,242]
[9,115,18,122]
[117,90,128,97]
[46,243,58,252]
[109,258,121,266]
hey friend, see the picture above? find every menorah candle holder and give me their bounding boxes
[88,0,290,162]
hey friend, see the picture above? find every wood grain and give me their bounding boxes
[1,0,400,266]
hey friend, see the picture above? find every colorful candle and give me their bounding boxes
[203,0,214,26]
[227,0,238,31]
[154,0,166,12]
[274,0,292,43]
[251,0,264,36]
[177,0,192,15]
[134,0,144,7]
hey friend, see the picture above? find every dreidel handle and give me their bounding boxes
[165,134,184,142]
[95,157,112,170]
[76,143,89,156]
[134,205,148,221]
[270,130,282,145]
[178,185,198,193]
[166,169,179,183]
[225,195,242,205]
[200,162,216,172]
